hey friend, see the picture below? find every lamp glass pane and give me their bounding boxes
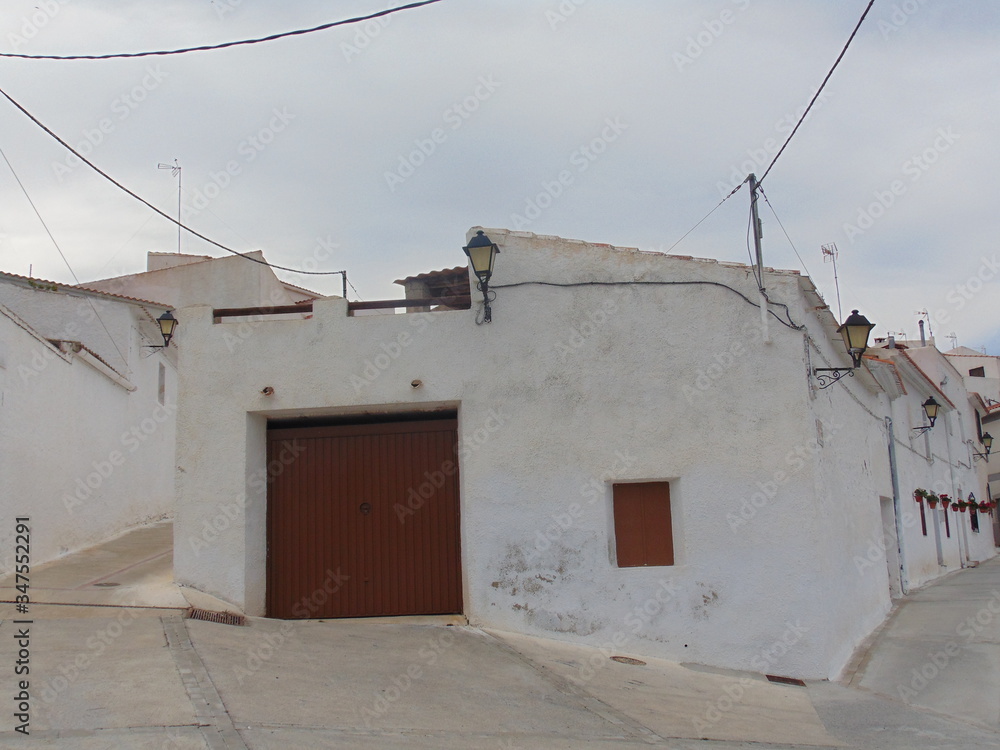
[467,245,494,278]
[923,399,939,421]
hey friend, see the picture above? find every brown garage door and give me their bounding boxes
[266,418,462,618]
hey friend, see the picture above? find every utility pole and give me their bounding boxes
[748,174,769,343]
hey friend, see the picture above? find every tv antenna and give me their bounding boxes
[821,243,842,320]
[157,159,182,253]
[947,332,958,350]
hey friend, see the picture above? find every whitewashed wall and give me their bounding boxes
[0,301,175,571]
[175,228,936,679]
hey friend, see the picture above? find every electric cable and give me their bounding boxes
[0,83,344,277]
[0,1,443,60]
[757,186,812,279]
[758,0,876,185]
[663,178,746,255]
[0,146,131,371]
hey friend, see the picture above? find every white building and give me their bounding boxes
[864,344,996,591]
[0,272,175,568]
[0,250,321,572]
[944,346,1000,542]
[172,228,995,680]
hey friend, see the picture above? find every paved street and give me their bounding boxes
[0,521,997,749]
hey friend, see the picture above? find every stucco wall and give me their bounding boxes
[174,229,927,679]
[0,305,175,571]
[85,251,301,311]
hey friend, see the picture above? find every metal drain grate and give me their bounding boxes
[610,656,646,666]
[93,582,120,587]
[766,674,806,687]
[186,608,246,626]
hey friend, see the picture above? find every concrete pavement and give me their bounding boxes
[846,557,1000,731]
[0,521,997,749]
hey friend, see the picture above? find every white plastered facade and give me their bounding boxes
[173,228,996,680]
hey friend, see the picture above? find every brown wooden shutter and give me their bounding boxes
[613,482,674,567]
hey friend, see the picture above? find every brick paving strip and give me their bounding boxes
[162,614,250,750]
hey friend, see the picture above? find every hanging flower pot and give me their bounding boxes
[914,489,929,503]
[927,499,939,509]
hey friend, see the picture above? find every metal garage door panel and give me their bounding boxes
[266,419,461,619]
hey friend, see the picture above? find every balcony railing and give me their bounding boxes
[213,296,471,321]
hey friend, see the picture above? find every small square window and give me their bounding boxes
[613,482,674,567]
[970,366,985,377]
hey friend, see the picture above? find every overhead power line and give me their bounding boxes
[0,1,443,60]
[0,147,130,369]
[663,178,746,254]
[0,84,344,277]
[758,0,876,185]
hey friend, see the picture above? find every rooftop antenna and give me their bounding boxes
[157,159,182,253]
[821,243,842,320]
[947,332,958,350]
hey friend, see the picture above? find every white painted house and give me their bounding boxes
[0,251,321,573]
[944,346,1000,542]
[172,228,995,680]
[0,272,175,569]
[864,344,996,592]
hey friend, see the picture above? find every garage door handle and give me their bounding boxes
[359,502,372,515]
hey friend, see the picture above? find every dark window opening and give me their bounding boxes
[969,366,986,377]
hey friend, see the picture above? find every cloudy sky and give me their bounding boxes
[1,1,997,350]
